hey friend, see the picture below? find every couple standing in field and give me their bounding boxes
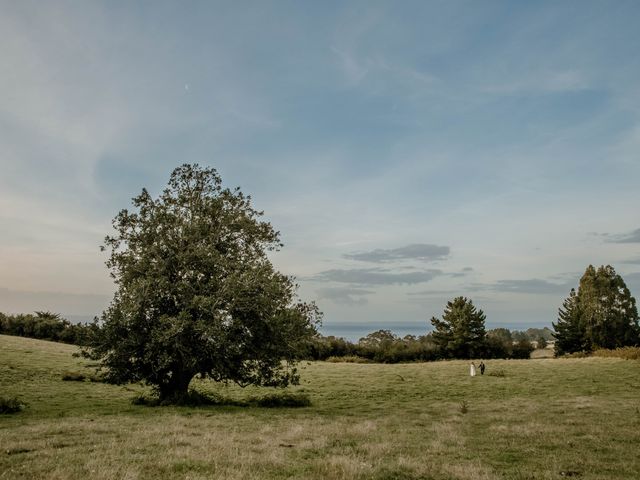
[470,361,485,376]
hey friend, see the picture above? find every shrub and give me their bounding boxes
[511,339,535,359]
[488,369,506,377]
[62,372,86,381]
[62,371,106,382]
[0,311,97,346]
[133,390,240,407]
[325,355,371,363]
[0,396,24,414]
[131,394,156,406]
[592,347,640,360]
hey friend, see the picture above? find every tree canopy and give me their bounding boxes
[430,296,487,359]
[87,164,320,401]
[553,265,639,355]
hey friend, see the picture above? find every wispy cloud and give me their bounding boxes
[407,289,460,297]
[311,268,443,286]
[316,287,375,306]
[482,279,574,295]
[343,244,450,263]
[607,228,640,244]
[481,70,589,96]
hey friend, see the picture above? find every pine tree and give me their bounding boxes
[431,296,487,359]
[553,288,587,356]
[553,265,640,355]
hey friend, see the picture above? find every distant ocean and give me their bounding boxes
[64,315,551,343]
[320,321,553,342]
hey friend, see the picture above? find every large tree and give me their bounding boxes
[430,296,486,359]
[553,265,639,355]
[87,164,320,401]
[553,288,588,356]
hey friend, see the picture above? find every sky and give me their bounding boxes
[1,1,640,339]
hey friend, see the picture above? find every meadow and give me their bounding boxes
[1,334,639,480]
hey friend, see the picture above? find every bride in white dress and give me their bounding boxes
[470,362,477,377]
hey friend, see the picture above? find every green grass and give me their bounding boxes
[1,334,639,479]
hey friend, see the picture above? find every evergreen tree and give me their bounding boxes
[553,266,640,355]
[431,296,486,359]
[553,288,587,356]
[579,265,639,349]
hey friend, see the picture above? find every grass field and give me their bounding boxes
[1,334,639,480]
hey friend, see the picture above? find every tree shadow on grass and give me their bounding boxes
[130,389,311,408]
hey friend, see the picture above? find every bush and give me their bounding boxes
[592,347,640,360]
[62,371,105,382]
[510,339,535,359]
[487,369,506,377]
[0,311,97,346]
[131,394,156,406]
[306,335,358,360]
[0,396,25,414]
[62,372,86,381]
[325,355,371,363]
[132,391,221,407]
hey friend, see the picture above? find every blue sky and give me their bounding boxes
[1,1,640,338]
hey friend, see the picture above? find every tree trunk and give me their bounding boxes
[158,371,193,403]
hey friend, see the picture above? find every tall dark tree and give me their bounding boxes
[87,164,321,401]
[579,265,639,349]
[430,296,487,359]
[553,288,587,356]
[553,265,639,355]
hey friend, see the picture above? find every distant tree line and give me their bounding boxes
[1,302,551,364]
[305,298,547,363]
[0,311,96,346]
[308,263,640,363]
[4,264,635,371]
[305,328,537,363]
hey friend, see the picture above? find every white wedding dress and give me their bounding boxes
[470,363,476,376]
